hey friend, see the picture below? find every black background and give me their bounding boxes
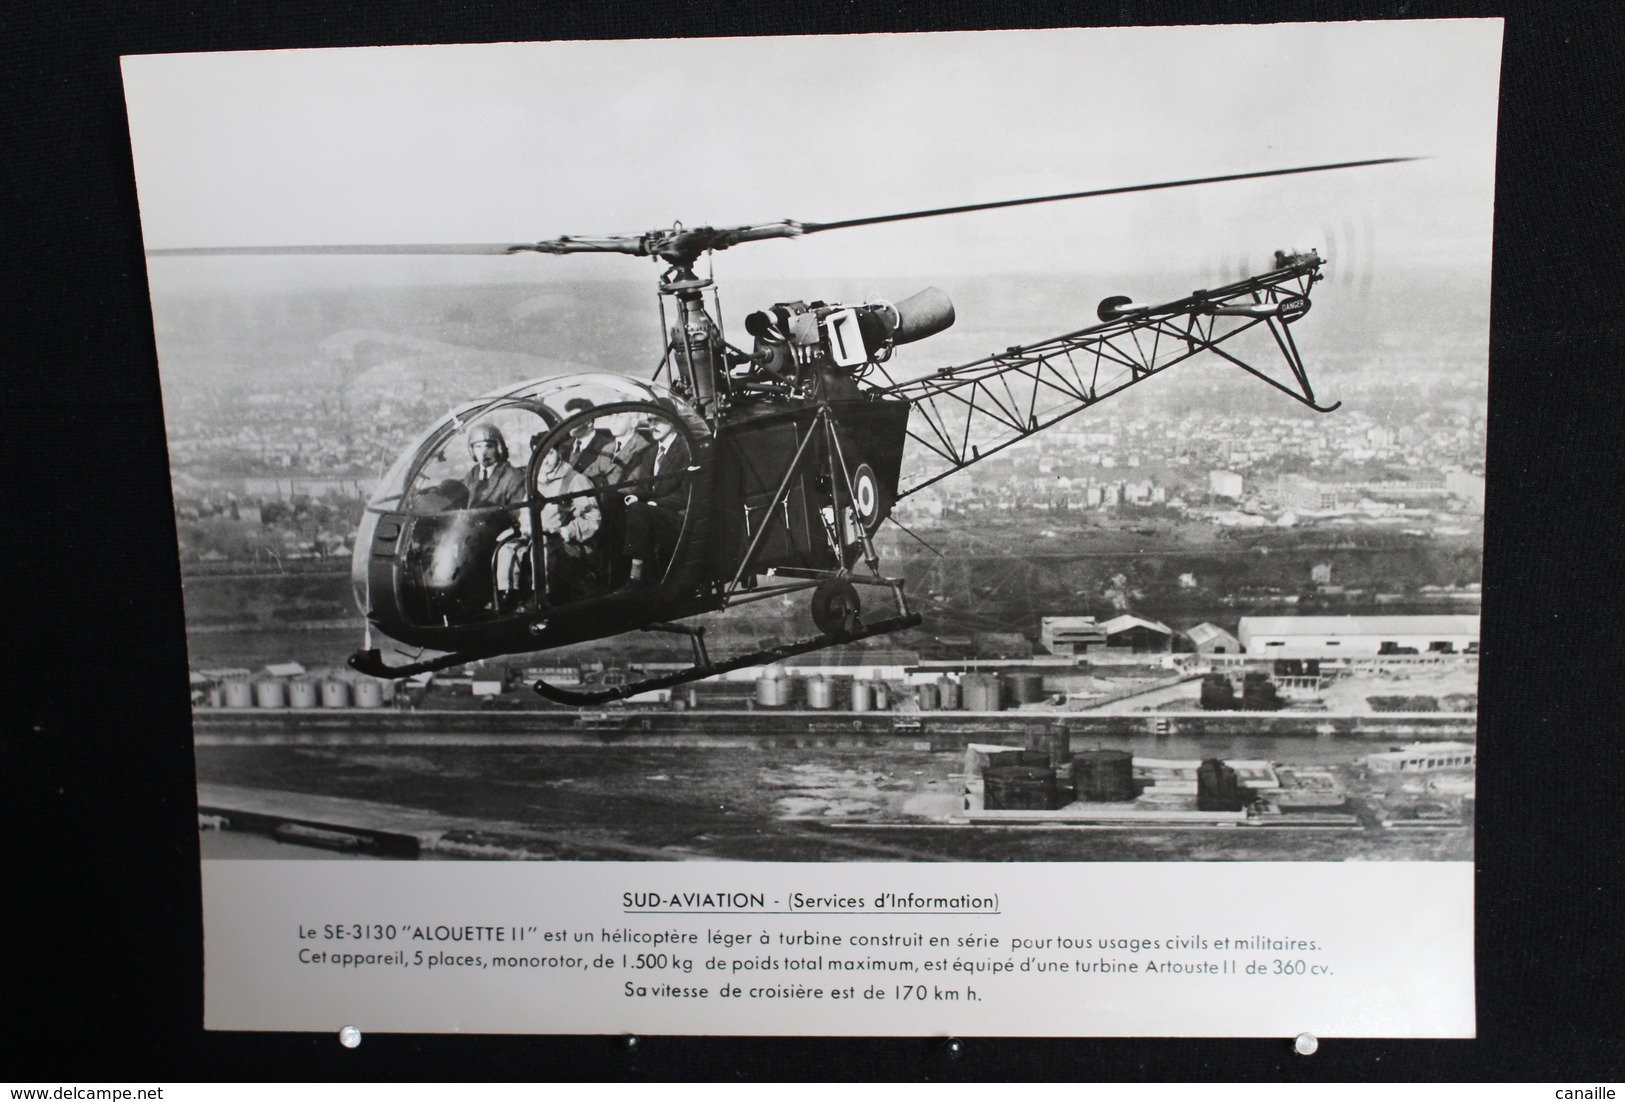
[6,0,1623,1083]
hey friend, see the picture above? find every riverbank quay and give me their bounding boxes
[192,707,1475,749]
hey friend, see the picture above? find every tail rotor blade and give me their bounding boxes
[1320,222,1339,273]
[1360,214,1378,298]
[1341,219,1360,288]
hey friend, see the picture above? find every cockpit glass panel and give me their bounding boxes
[529,398,697,604]
[364,375,684,513]
[356,377,707,631]
[404,403,551,514]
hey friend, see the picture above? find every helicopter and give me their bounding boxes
[151,157,1410,705]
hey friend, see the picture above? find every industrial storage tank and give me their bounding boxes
[987,749,1051,769]
[1004,672,1046,706]
[253,680,287,709]
[1033,724,1072,802]
[872,683,889,711]
[287,681,319,709]
[962,673,1001,711]
[938,677,961,710]
[354,680,383,708]
[320,680,351,708]
[915,681,939,710]
[1074,749,1135,802]
[796,679,825,711]
[1027,723,1071,768]
[983,765,1058,810]
[850,680,873,712]
[755,669,792,707]
[805,676,835,710]
[1196,759,1244,812]
[222,681,253,709]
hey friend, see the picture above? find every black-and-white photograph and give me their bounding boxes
[126,22,1500,866]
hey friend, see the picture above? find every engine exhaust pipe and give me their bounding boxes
[884,287,956,345]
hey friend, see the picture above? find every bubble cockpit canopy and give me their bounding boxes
[366,374,686,515]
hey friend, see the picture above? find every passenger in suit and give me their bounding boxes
[560,397,616,481]
[596,416,655,486]
[620,416,692,588]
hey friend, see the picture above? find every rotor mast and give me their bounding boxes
[658,264,728,415]
[517,224,812,417]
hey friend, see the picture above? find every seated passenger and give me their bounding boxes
[572,412,653,586]
[462,423,526,509]
[536,443,603,602]
[560,398,617,480]
[602,414,655,484]
[620,417,691,588]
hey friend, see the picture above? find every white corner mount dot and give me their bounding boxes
[1294,1032,1319,1055]
[339,1025,362,1049]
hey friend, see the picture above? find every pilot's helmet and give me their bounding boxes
[467,422,509,462]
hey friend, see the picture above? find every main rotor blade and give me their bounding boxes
[146,157,1416,261]
[145,243,533,257]
[797,157,1420,235]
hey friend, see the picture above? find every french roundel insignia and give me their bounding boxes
[852,463,882,530]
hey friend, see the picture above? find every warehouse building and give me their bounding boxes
[1236,615,1480,658]
[1185,622,1242,655]
[1101,614,1173,653]
[1276,471,1447,512]
[1040,616,1107,656]
[1366,742,1477,773]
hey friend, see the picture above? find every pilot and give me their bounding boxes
[536,442,602,601]
[462,423,526,509]
[620,416,691,588]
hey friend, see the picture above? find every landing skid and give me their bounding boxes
[532,612,923,706]
[349,647,497,680]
